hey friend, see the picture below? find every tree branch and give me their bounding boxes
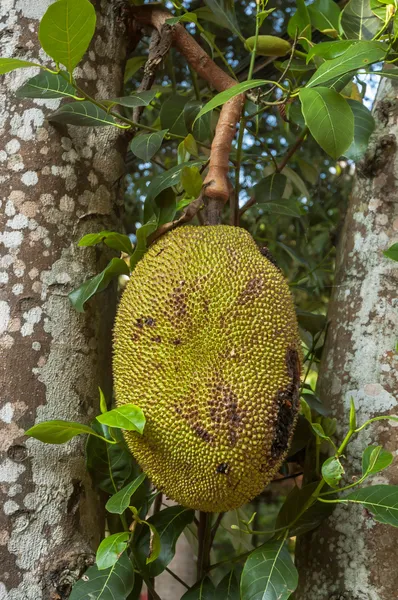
[132,25,172,123]
[239,127,308,218]
[130,4,245,224]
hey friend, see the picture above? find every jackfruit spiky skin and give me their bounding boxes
[113,225,301,512]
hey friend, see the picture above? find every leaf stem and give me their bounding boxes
[276,127,308,173]
[165,567,190,589]
[234,1,261,228]
[354,415,398,433]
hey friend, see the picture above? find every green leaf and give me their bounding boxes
[258,8,277,27]
[166,13,198,25]
[124,56,147,83]
[181,166,203,198]
[145,161,203,205]
[96,532,130,570]
[69,257,130,313]
[259,200,302,218]
[278,242,309,267]
[275,58,314,74]
[308,0,341,35]
[383,243,398,261]
[129,216,159,271]
[300,398,312,423]
[130,129,169,161]
[160,94,189,137]
[296,310,327,335]
[287,0,312,48]
[276,482,335,536]
[343,100,375,161]
[205,0,242,38]
[105,473,146,514]
[135,505,195,577]
[216,570,240,599]
[48,101,119,127]
[322,416,337,437]
[362,446,393,476]
[176,197,195,211]
[253,173,288,203]
[184,100,212,142]
[96,404,145,434]
[99,387,107,414]
[146,522,161,564]
[299,87,354,159]
[311,422,330,440]
[39,0,96,72]
[144,187,177,228]
[297,158,319,185]
[307,41,387,88]
[349,397,357,430]
[78,231,134,255]
[240,539,298,600]
[194,6,232,30]
[86,423,136,495]
[0,57,41,74]
[181,578,215,600]
[70,551,135,600]
[288,416,312,457]
[301,392,330,417]
[341,0,381,40]
[194,80,274,122]
[371,68,398,80]
[184,133,199,157]
[108,90,157,108]
[15,71,78,99]
[343,485,398,527]
[322,456,345,488]
[25,420,97,444]
[306,40,359,62]
[281,165,310,199]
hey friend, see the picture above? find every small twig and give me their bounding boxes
[209,549,253,571]
[238,126,309,218]
[275,126,308,173]
[153,491,163,515]
[257,30,298,103]
[272,471,303,482]
[147,492,163,600]
[165,567,190,589]
[209,512,224,548]
[144,576,162,600]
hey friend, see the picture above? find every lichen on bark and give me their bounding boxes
[295,77,398,600]
[0,1,128,598]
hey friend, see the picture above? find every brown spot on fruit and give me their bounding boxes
[270,348,300,460]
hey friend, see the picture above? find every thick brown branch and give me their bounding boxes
[131,4,245,222]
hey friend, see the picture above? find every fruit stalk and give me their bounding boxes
[130,4,245,224]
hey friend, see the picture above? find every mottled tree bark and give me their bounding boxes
[295,78,398,600]
[0,2,128,598]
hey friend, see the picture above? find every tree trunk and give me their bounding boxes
[295,78,398,600]
[0,2,128,598]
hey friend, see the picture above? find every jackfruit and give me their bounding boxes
[245,35,291,57]
[113,225,301,512]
